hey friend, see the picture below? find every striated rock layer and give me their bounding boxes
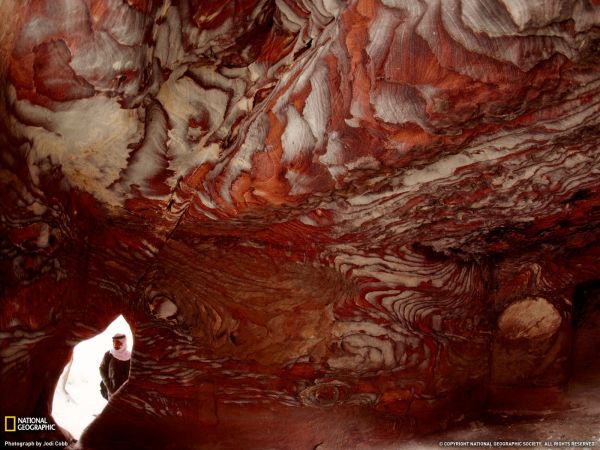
[1,0,599,448]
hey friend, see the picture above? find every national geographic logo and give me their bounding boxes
[4,417,56,432]
[5,416,16,432]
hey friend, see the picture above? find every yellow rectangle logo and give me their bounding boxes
[5,416,16,432]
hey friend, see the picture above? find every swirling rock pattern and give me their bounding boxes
[1,0,600,448]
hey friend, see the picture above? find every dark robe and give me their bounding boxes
[99,351,130,397]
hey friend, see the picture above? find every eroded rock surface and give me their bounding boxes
[1,1,600,449]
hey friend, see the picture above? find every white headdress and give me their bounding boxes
[110,333,131,361]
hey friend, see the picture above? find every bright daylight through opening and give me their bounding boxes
[51,315,133,439]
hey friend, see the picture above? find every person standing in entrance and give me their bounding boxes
[99,333,131,400]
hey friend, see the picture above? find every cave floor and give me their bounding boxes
[403,370,600,450]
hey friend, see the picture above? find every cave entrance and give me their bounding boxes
[51,315,134,439]
[571,279,600,380]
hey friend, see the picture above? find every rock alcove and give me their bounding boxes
[1,0,600,449]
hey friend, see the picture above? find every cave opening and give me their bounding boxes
[570,279,600,383]
[51,315,134,440]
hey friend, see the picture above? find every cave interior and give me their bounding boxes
[1,0,600,449]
